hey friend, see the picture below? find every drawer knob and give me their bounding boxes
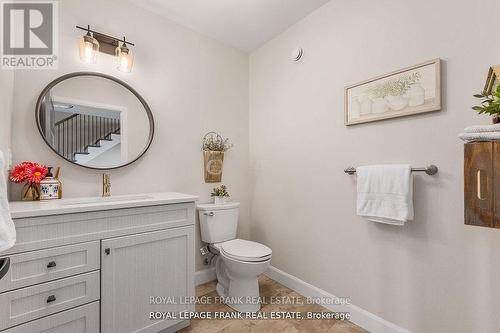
[104,248,111,255]
[46,295,56,303]
[47,261,57,268]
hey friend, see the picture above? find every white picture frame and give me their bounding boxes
[345,59,441,126]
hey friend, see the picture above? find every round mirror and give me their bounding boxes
[36,72,154,170]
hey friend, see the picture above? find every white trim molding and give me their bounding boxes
[195,267,216,286]
[265,266,411,333]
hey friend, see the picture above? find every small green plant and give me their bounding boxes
[366,72,421,98]
[203,133,233,152]
[473,85,500,116]
[211,185,230,198]
[387,72,421,96]
[365,83,387,99]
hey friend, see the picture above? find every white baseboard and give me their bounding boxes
[265,266,411,333]
[195,267,216,286]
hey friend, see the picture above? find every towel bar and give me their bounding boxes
[344,165,438,176]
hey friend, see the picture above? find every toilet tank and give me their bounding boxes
[197,202,240,243]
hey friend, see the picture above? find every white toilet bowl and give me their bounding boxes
[211,239,272,313]
[197,203,272,313]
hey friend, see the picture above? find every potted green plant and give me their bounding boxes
[366,84,389,114]
[211,185,230,204]
[202,132,233,183]
[472,85,500,123]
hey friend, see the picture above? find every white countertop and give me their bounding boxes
[8,192,199,219]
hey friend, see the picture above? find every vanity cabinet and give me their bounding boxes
[101,227,194,333]
[464,142,500,228]
[0,193,197,333]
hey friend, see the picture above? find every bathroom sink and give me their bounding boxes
[62,195,153,206]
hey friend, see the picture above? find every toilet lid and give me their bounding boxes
[220,239,272,262]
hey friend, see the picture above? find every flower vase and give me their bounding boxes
[350,97,361,119]
[386,95,409,111]
[372,98,389,114]
[408,83,425,107]
[22,183,40,201]
[493,116,500,124]
[214,196,227,205]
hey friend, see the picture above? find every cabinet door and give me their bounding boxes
[465,142,494,227]
[101,226,195,333]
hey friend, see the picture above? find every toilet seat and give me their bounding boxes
[215,239,272,262]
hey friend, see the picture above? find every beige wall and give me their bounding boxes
[8,0,500,330]
[10,0,250,271]
[249,0,500,332]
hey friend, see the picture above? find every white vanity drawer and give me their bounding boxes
[7,203,195,255]
[0,271,100,331]
[0,241,100,293]
[0,301,99,333]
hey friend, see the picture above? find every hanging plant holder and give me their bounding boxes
[204,150,224,183]
[202,132,232,183]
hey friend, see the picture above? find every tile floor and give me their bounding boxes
[179,275,368,333]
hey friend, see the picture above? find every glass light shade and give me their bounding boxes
[79,35,99,64]
[116,45,134,73]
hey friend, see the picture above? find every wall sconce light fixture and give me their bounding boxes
[116,37,134,73]
[78,25,99,64]
[76,25,136,72]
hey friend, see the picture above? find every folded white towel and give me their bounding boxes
[356,164,413,226]
[458,132,500,142]
[0,151,15,253]
[464,124,500,133]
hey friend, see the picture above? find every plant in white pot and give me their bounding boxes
[366,84,389,114]
[211,185,230,204]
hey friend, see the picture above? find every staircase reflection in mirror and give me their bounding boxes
[36,72,154,170]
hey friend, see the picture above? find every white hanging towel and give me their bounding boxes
[0,150,15,252]
[356,164,414,226]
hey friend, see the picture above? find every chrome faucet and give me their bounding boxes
[102,174,111,197]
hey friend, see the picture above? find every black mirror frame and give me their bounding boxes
[35,72,155,170]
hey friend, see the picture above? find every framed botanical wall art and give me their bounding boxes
[344,59,441,126]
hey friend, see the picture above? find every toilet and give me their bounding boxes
[197,202,272,313]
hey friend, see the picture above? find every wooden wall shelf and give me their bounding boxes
[464,141,500,228]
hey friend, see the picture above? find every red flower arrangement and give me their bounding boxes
[10,161,49,201]
[10,162,48,184]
